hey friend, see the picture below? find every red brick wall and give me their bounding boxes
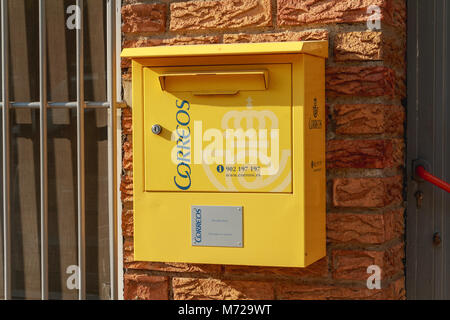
[120,0,406,300]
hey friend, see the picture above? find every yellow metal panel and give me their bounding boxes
[143,63,292,193]
[121,41,329,59]
[303,55,327,265]
[127,42,327,268]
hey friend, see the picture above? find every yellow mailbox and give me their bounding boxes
[121,41,328,268]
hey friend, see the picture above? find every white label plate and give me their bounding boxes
[191,206,243,248]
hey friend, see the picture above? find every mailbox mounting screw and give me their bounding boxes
[152,124,162,135]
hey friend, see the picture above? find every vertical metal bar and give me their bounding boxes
[115,0,121,103]
[1,0,11,301]
[115,0,124,301]
[39,0,48,300]
[106,0,118,300]
[76,0,86,300]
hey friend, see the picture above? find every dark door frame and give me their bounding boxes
[406,0,449,300]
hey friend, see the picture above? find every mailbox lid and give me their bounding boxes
[143,63,293,193]
[121,41,329,59]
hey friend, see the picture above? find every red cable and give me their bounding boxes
[416,166,450,193]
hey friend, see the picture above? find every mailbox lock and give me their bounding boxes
[152,124,162,135]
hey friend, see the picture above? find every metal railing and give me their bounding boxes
[0,0,120,300]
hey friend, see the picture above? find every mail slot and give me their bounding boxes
[121,41,328,268]
[158,70,270,94]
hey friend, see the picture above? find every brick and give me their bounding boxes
[384,0,407,31]
[326,66,395,97]
[172,278,274,300]
[121,107,132,135]
[121,3,166,34]
[224,257,328,278]
[123,140,133,171]
[275,277,405,300]
[384,244,405,278]
[389,277,406,300]
[133,262,222,274]
[223,30,328,43]
[383,209,405,241]
[334,31,382,61]
[277,0,406,29]
[326,139,404,169]
[122,209,134,237]
[327,209,404,244]
[383,34,407,73]
[122,71,132,82]
[334,104,405,136]
[333,176,403,208]
[332,243,404,280]
[123,239,221,273]
[170,0,272,32]
[334,30,407,97]
[120,174,133,204]
[335,32,406,97]
[122,36,221,50]
[122,36,220,68]
[165,36,221,46]
[332,250,385,281]
[123,238,133,260]
[124,274,169,300]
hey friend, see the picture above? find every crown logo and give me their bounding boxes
[313,98,319,118]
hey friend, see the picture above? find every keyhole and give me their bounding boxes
[152,124,162,135]
[415,191,424,209]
